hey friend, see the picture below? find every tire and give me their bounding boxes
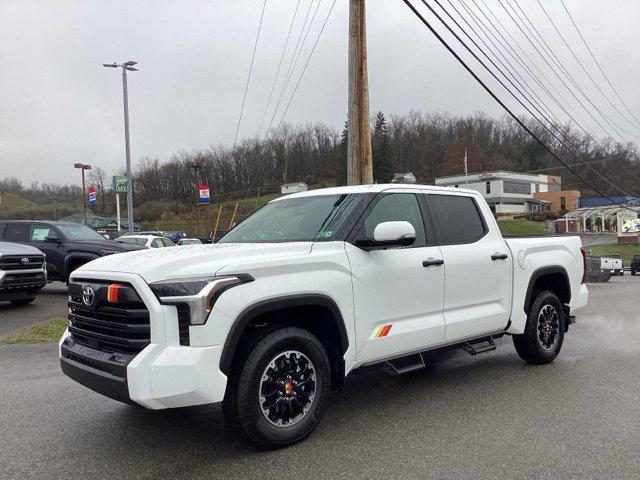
[513,290,565,365]
[222,326,331,449]
[10,297,36,306]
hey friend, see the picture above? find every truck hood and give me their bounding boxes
[75,242,313,283]
[0,241,44,256]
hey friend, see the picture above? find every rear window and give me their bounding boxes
[118,237,147,246]
[429,194,487,245]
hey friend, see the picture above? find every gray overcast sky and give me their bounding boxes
[1,0,639,185]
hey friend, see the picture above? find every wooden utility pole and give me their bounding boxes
[347,0,373,185]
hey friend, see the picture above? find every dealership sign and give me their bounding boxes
[88,186,96,206]
[198,184,210,204]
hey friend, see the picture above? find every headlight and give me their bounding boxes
[149,274,253,325]
[99,249,119,256]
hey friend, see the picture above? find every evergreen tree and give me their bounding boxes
[372,112,393,183]
[336,120,348,186]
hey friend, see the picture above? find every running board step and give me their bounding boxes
[462,337,497,355]
[383,353,426,376]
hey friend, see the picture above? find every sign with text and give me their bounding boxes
[88,186,96,206]
[113,175,128,193]
[198,184,210,204]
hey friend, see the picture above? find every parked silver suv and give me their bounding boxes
[0,242,47,305]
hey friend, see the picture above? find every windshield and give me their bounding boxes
[220,194,361,243]
[57,225,106,241]
[117,237,148,246]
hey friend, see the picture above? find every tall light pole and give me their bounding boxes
[103,60,138,233]
[73,163,92,225]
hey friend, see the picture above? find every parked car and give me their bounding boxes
[116,235,176,249]
[176,238,202,246]
[0,220,146,282]
[600,255,624,276]
[631,254,640,276]
[130,231,187,243]
[0,242,47,305]
[163,231,188,243]
[60,185,588,448]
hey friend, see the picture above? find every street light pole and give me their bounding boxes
[104,60,138,233]
[74,163,92,225]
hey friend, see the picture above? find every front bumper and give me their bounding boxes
[59,270,229,409]
[0,268,46,301]
[59,329,227,408]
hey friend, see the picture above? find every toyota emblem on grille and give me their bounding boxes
[20,257,30,265]
[82,286,95,306]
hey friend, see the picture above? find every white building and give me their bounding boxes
[435,170,560,215]
[280,182,309,194]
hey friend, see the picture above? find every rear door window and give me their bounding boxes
[4,223,29,242]
[429,194,487,245]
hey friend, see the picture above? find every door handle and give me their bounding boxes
[491,253,508,261]
[423,258,444,267]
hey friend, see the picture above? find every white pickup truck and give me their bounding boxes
[60,184,588,448]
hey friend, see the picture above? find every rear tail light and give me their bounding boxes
[580,247,586,284]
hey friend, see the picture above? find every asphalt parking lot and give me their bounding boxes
[0,282,68,337]
[1,276,639,480]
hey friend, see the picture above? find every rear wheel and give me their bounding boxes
[513,290,565,364]
[222,326,330,449]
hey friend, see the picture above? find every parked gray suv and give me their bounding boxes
[0,242,47,305]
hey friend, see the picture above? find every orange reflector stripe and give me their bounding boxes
[375,324,393,338]
[107,284,122,303]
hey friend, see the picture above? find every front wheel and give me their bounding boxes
[223,327,331,449]
[513,290,565,364]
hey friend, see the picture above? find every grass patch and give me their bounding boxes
[2,316,67,344]
[586,244,640,265]
[497,218,548,236]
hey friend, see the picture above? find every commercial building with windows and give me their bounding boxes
[435,170,564,215]
[533,190,580,214]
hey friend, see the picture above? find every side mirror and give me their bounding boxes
[44,233,60,243]
[357,221,416,249]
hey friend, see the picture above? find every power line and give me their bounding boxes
[232,0,267,151]
[244,0,338,196]
[448,0,640,192]
[534,0,640,134]
[257,0,302,137]
[265,0,322,136]
[471,0,593,134]
[402,0,633,209]
[559,0,640,128]
[421,0,634,197]
[272,0,338,138]
[505,0,635,142]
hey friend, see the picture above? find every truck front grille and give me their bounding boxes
[0,255,45,271]
[68,281,150,354]
[0,272,46,289]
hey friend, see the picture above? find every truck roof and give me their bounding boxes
[272,183,479,201]
[0,220,79,226]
